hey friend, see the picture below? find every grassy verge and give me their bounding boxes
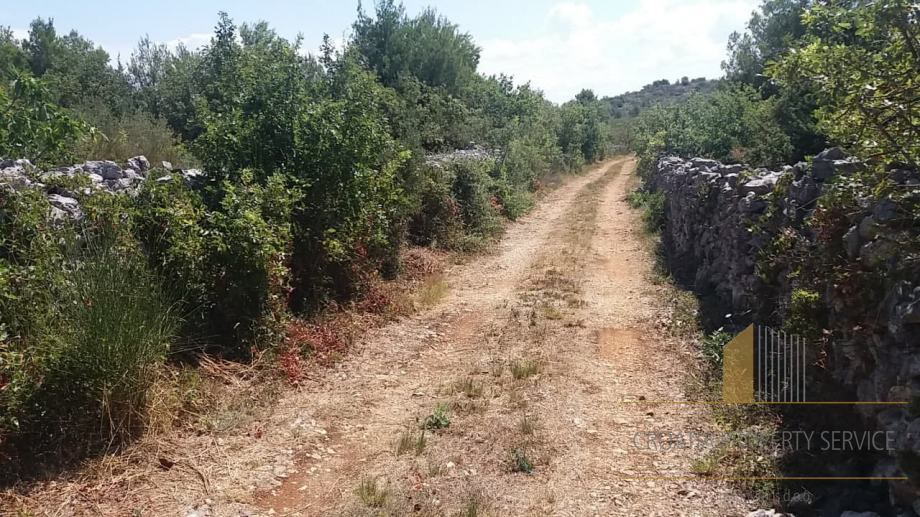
[627,181,783,502]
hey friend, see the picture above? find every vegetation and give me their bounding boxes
[626,189,665,233]
[510,446,534,473]
[509,358,540,380]
[633,84,792,171]
[422,403,451,430]
[0,2,620,477]
[601,76,720,120]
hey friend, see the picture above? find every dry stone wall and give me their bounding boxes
[650,149,920,508]
[0,156,203,221]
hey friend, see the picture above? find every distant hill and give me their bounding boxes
[601,77,721,119]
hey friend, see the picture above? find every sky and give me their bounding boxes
[2,0,759,103]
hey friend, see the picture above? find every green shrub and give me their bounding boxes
[135,170,293,355]
[449,158,501,239]
[0,189,179,465]
[492,183,533,221]
[0,74,89,166]
[701,329,733,368]
[203,172,293,350]
[406,163,465,247]
[627,189,665,233]
[0,188,67,438]
[422,403,451,430]
[784,288,822,341]
[769,2,919,170]
[632,85,792,168]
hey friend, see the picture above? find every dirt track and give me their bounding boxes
[7,158,754,516]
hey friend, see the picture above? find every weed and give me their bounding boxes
[691,453,720,477]
[510,359,541,380]
[452,377,484,398]
[539,303,564,321]
[356,476,390,508]
[451,398,489,415]
[396,428,427,456]
[519,415,537,435]
[700,328,733,368]
[423,403,451,430]
[510,447,534,473]
[427,459,444,477]
[627,189,665,233]
[32,234,179,447]
[489,359,504,377]
[456,489,490,517]
[508,389,528,409]
[416,273,450,308]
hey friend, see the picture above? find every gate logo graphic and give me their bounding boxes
[723,324,807,403]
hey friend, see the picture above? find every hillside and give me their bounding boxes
[601,77,721,119]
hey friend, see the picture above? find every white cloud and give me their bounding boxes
[11,28,29,41]
[548,2,594,28]
[165,32,211,52]
[478,0,757,103]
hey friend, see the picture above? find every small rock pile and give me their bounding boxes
[425,145,497,167]
[0,156,204,221]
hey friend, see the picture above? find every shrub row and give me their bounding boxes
[0,6,622,474]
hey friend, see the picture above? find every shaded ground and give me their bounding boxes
[4,158,755,516]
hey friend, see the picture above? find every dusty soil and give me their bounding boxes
[4,158,755,516]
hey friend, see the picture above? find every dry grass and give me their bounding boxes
[449,377,485,398]
[395,428,427,456]
[510,359,541,380]
[415,272,450,308]
[356,476,390,508]
[518,414,538,435]
[456,487,492,517]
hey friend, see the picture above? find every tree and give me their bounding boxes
[127,36,172,117]
[0,73,88,165]
[632,85,792,168]
[722,0,812,89]
[769,0,920,168]
[351,1,480,94]
[0,27,28,80]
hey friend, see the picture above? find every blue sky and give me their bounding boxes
[3,0,758,102]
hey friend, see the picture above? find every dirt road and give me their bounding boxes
[11,158,754,516]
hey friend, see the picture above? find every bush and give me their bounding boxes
[73,102,194,166]
[134,170,293,355]
[0,74,88,166]
[627,189,665,233]
[0,191,179,469]
[701,329,733,368]
[449,158,502,240]
[632,85,792,169]
[406,163,465,247]
[769,2,919,170]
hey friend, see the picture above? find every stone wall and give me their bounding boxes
[650,149,920,508]
[0,156,203,220]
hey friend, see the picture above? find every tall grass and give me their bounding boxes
[39,233,179,446]
[74,102,194,166]
[626,189,665,233]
